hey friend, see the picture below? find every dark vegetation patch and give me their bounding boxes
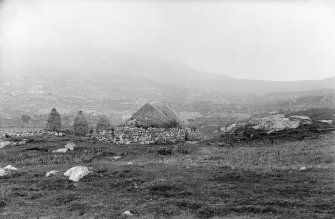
[221,122,334,144]
[286,108,335,121]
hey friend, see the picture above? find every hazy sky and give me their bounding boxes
[1,0,335,81]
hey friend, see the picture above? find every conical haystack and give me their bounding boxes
[45,108,61,132]
[73,111,88,136]
[96,115,111,131]
[131,103,183,128]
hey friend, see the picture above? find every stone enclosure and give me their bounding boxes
[93,126,199,145]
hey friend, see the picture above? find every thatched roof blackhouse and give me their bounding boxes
[130,103,183,128]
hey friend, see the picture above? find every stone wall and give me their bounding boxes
[93,127,197,145]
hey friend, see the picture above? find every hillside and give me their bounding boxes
[2,49,334,95]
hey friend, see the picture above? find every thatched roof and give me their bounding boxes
[73,111,88,136]
[96,115,111,130]
[45,108,61,132]
[131,103,183,128]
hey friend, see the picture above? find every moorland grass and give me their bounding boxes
[0,133,334,218]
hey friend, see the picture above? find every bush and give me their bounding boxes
[157,147,173,155]
[21,115,31,123]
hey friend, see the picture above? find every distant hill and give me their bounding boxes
[2,48,334,95]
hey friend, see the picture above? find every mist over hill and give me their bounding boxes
[2,49,334,96]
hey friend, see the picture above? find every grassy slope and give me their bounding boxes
[0,134,334,219]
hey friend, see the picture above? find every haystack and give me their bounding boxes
[130,103,183,128]
[45,108,61,132]
[96,115,111,131]
[73,111,88,136]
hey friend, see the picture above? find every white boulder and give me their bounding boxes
[123,211,134,216]
[52,148,68,153]
[0,169,7,177]
[290,115,312,125]
[317,120,333,124]
[64,143,77,151]
[46,170,58,177]
[64,166,90,182]
[3,165,18,171]
[0,141,12,148]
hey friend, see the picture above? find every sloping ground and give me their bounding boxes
[0,134,334,218]
[285,108,335,121]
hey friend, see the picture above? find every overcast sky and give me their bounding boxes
[1,0,335,81]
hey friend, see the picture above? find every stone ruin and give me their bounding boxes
[45,108,61,132]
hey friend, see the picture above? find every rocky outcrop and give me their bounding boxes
[249,114,301,134]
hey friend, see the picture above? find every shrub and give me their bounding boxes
[157,147,173,155]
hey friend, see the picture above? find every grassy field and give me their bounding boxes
[0,133,334,219]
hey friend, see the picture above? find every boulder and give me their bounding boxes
[250,114,301,134]
[317,120,333,124]
[52,148,68,153]
[64,143,76,151]
[3,165,18,171]
[290,115,312,125]
[64,166,90,182]
[46,170,58,177]
[0,169,7,177]
[0,165,18,177]
[0,141,12,148]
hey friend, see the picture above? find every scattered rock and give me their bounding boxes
[3,165,18,171]
[0,165,17,176]
[45,170,58,177]
[123,211,134,216]
[64,166,90,182]
[52,148,68,153]
[0,169,7,177]
[17,140,27,145]
[0,141,12,148]
[64,143,77,151]
[186,141,198,144]
[317,120,333,124]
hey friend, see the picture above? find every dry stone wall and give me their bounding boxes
[93,127,198,145]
